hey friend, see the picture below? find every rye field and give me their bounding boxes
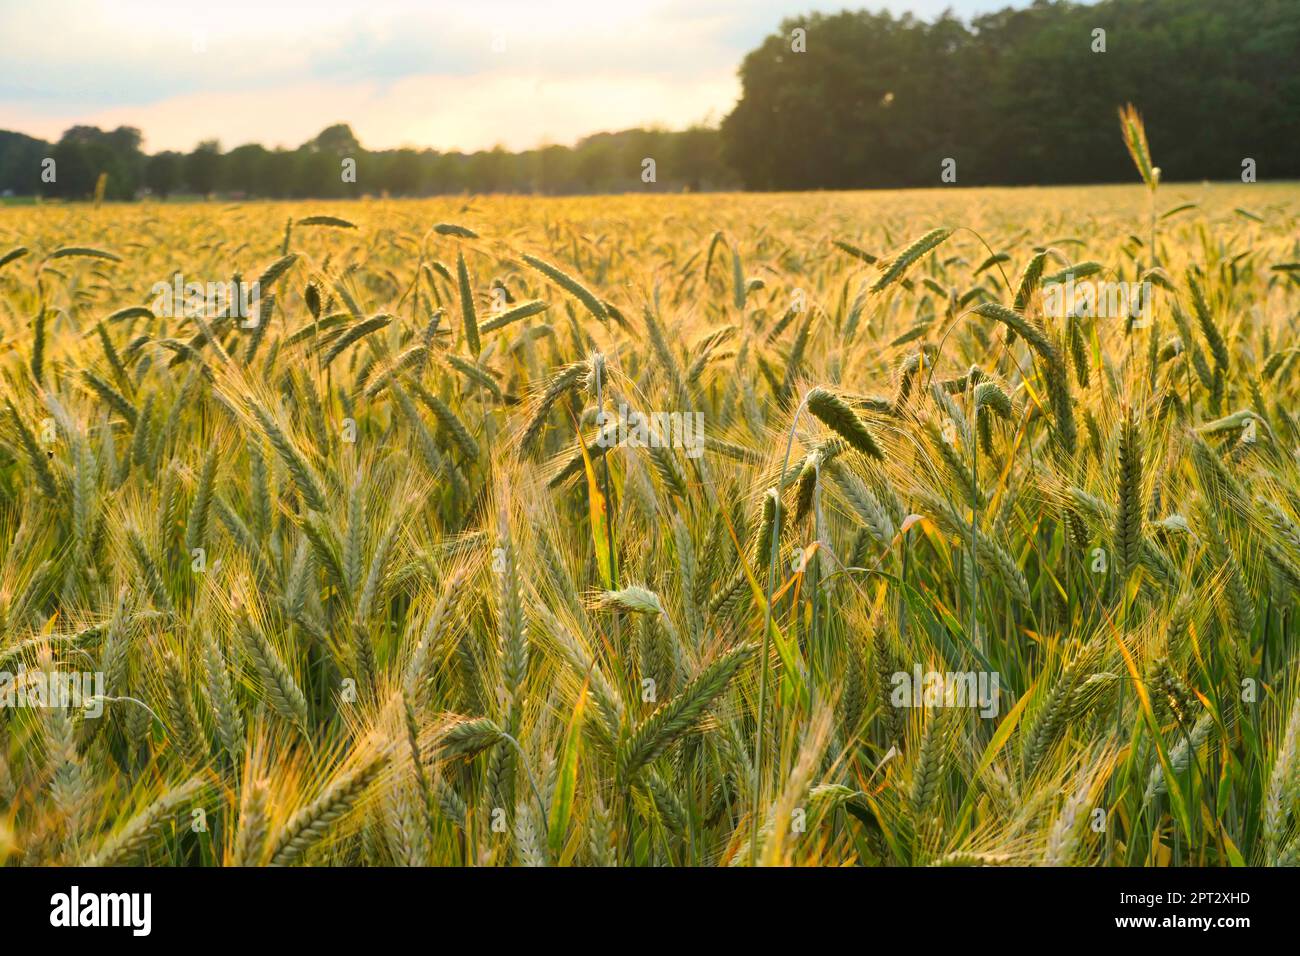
[1,175,1299,867]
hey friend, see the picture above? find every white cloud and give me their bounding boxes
[0,70,739,153]
[0,0,1041,151]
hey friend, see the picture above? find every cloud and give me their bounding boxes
[0,0,1039,151]
[0,70,739,153]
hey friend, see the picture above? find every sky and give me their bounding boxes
[1,0,1041,154]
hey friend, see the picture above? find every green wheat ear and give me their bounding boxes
[1011,249,1050,319]
[870,227,952,293]
[521,252,608,323]
[1114,406,1144,581]
[806,386,884,459]
[456,251,480,356]
[972,302,1060,366]
[268,754,389,866]
[1119,103,1158,190]
[617,642,756,782]
[86,777,208,866]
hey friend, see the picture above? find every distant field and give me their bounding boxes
[1,179,1298,866]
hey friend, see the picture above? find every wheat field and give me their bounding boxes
[1,168,1299,866]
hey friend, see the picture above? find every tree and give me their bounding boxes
[45,139,97,199]
[222,143,269,196]
[184,140,222,196]
[310,123,361,157]
[263,149,296,198]
[721,0,1300,189]
[145,151,181,198]
[383,149,423,196]
[671,125,727,192]
[0,131,51,196]
[41,125,143,199]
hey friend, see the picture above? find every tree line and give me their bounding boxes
[0,124,731,200]
[722,0,1299,189]
[2,0,1295,200]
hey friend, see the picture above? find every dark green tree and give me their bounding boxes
[184,140,222,196]
[145,151,181,198]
